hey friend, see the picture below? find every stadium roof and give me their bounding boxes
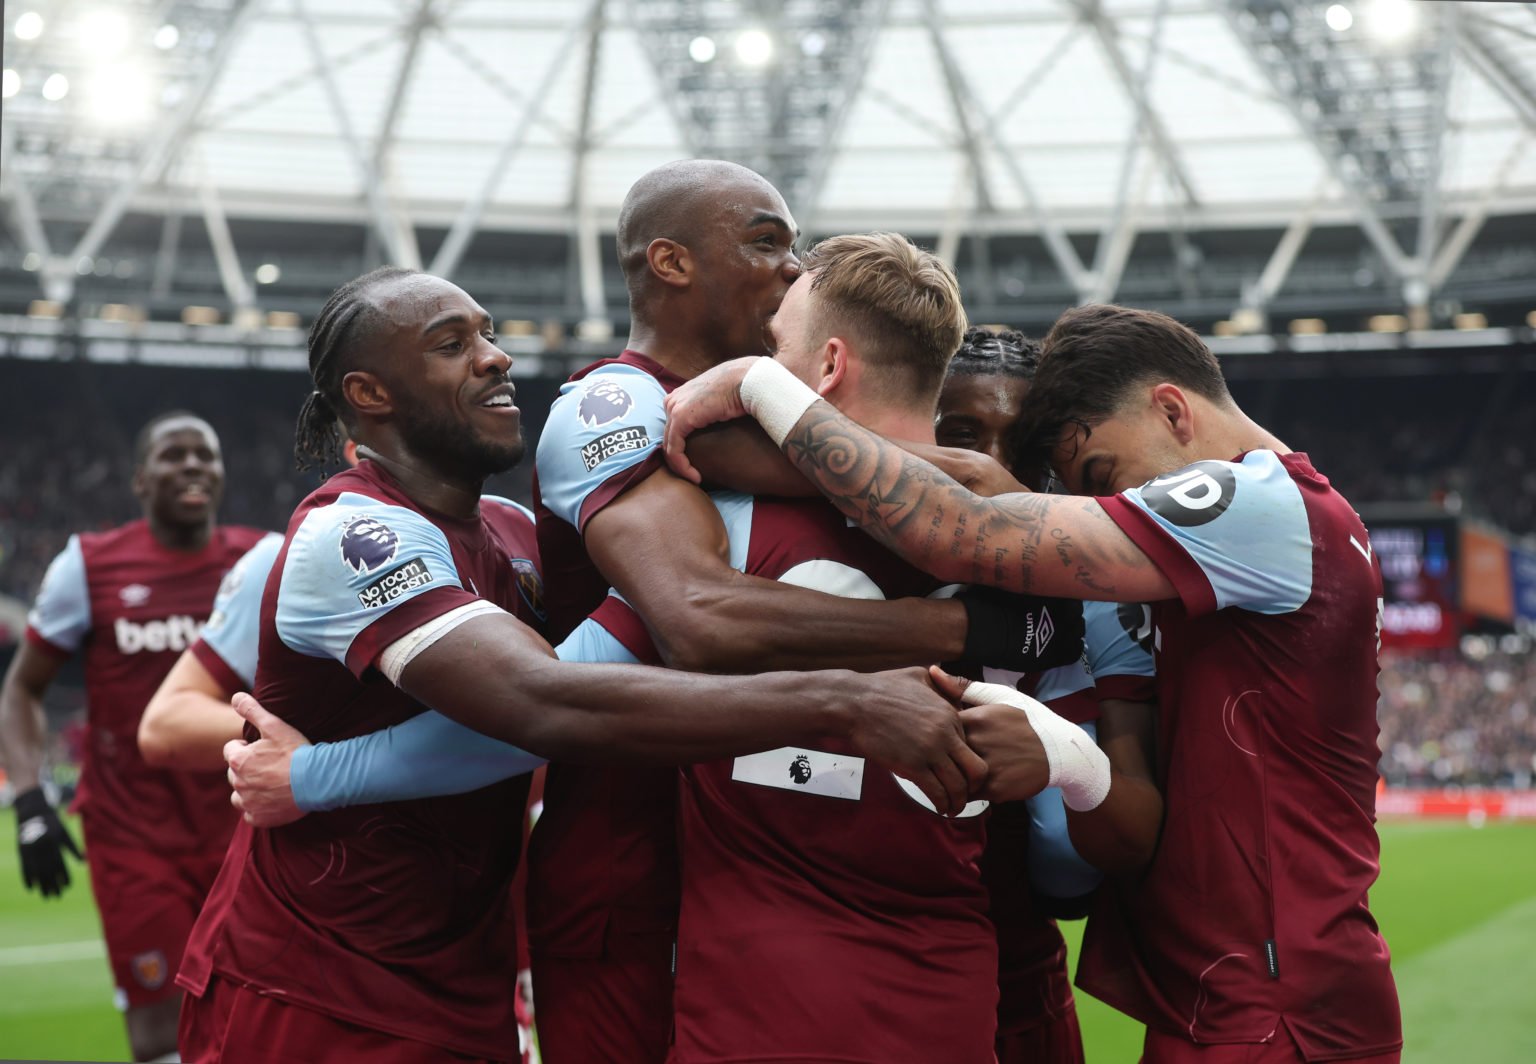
[3,0,1535,312]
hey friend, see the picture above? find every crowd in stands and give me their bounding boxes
[3,359,1532,787]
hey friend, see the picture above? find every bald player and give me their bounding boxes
[0,412,267,1061]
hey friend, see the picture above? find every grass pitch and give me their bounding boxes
[1,813,1532,1062]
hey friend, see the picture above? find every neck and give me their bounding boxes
[148,516,213,552]
[1208,405,1289,459]
[833,394,937,445]
[625,320,728,382]
[356,444,484,520]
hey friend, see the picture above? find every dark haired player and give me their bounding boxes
[176,266,984,1063]
[938,326,1157,1064]
[664,303,1401,1063]
[0,412,267,1062]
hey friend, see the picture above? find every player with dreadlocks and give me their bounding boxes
[175,266,985,1063]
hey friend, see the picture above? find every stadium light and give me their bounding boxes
[1453,312,1488,331]
[1,68,18,98]
[182,306,220,326]
[41,72,69,101]
[28,299,64,319]
[1325,5,1353,33]
[501,319,538,336]
[1368,314,1408,333]
[689,36,716,63]
[13,11,44,41]
[735,29,773,67]
[1363,0,1419,45]
[1526,310,1536,330]
[266,311,303,330]
[78,9,131,57]
[22,252,41,271]
[801,31,827,57]
[254,263,281,284]
[1288,318,1327,335]
[74,255,94,275]
[85,64,154,124]
[154,24,180,50]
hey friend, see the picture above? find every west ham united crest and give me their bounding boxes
[511,558,546,621]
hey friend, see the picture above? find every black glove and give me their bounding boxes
[14,786,82,899]
[957,587,1085,672]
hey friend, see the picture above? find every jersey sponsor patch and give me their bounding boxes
[1117,601,1155,654]
[357,558,434,608]
[732,747,865,801]
[340,515,401,574]
[114,615,203,653]
[1138,461,1238,527]
[577,379,634,427]
[581,426,650,471]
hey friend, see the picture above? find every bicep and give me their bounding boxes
[984,494,1176,603]
[586,467,738,610]
[2,640,67,700]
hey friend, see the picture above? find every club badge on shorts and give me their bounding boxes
[131,949,168,990]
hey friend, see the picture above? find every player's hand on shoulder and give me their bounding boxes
[834,666,988,817]
[225,693,310,829]
[663,357,760,484]
[13,786,82,898]
[957,586,1085,672]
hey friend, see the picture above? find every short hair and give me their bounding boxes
[135,410,211,466]
[1015,303,1232,467]
[948,326,1040,382]
[294,266,419,471]
[801,233,967,403]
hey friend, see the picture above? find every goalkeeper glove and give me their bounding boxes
[14,786,82,899]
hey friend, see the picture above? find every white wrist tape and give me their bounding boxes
[961,680,1112,811]
[739,357,822,447]
[378,601,504,685]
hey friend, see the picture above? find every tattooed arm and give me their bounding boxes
[664,357,1174,601]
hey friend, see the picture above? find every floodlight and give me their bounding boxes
[85,64,154,123]
[154,24,180,50]
[1,69,18,98]
[735,29,773,66]
[689,36,716,63]
[79,9,131,57]
[1325,5,1353,32]
[255,263,281,285]
[41,72,69,101]
[22,252,41,271]
[1363,0,1419,45]
[14,12,44,41]
[801,31,827,57]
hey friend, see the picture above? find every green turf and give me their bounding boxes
[1,812,1532,1062]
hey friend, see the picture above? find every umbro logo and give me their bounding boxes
[119,584,152,607]
[1022,606,1055,656]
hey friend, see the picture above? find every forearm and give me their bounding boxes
[0,682,47,791]
[293,711,546,811]
[138,691,242,771]
[687,419,815,497]
[1065,773,1163,873]
[657,577,965,673]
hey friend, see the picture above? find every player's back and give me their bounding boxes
[28,518,266,853]
[667,494,996,1064]
[1082,451,1399,1058]
[183,462,532,1058]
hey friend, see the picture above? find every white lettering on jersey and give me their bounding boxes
[114,615,204,654]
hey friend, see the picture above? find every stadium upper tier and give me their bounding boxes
[3,0,1536,332]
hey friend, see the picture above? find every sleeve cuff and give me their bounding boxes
[189,639,247,695]
[575,451,666,533]
[23,627,72,660]
[1093,674,1157,704]
[343,586,483,678]
[1096,495,1218,617]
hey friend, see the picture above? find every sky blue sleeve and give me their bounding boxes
[198,533,283,688]
[1083,600,1155,681]
[26,535,90,653]
[275,492,466,667]
[1026,721,1104,899]
[1118,451,1313,615]
[534,364,670,529]
[289,610,639,811]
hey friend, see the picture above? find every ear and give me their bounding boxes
[1149,382,1196,445]
[130,465,148,501]
[646,238,693,290]
[341,370,393,420]
[815,338,849,398]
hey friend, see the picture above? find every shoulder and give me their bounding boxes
[1125,450,1298,531]
[480,494,536,527]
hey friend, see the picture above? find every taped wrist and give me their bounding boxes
[961,681,1111,811]
[740,357,821,447]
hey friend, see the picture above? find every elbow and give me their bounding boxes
[650,592,744,673]
[136,710,174,768]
